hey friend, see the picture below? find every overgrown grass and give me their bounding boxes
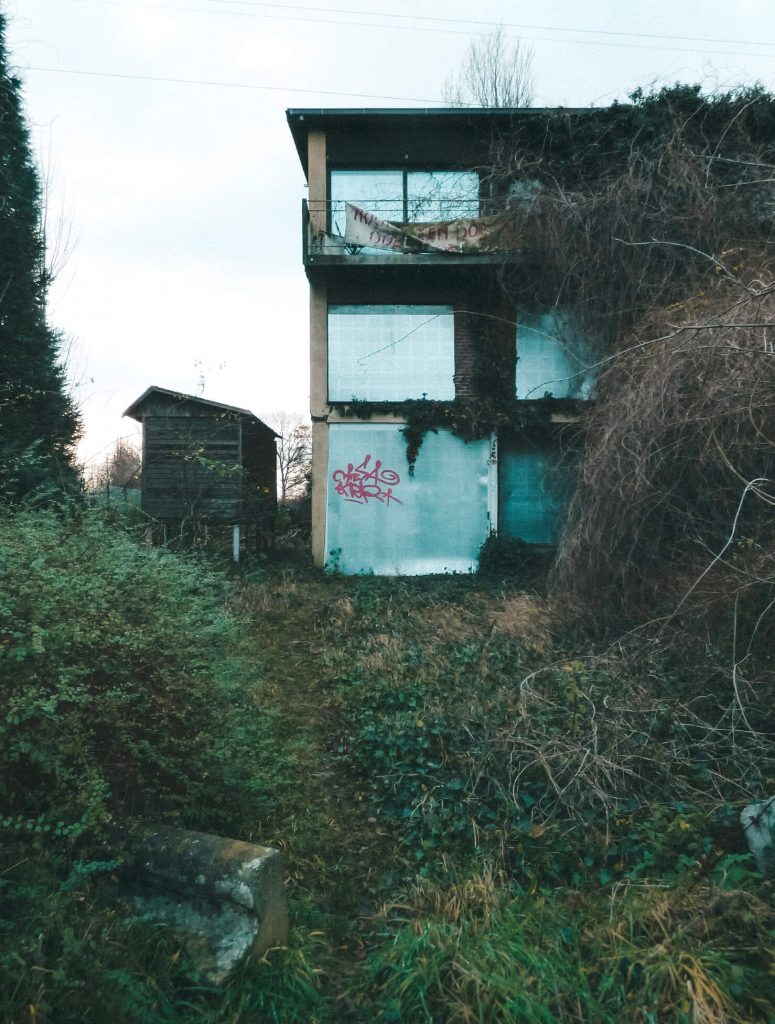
[357,868,774,1023]
[315,572,774,1020]
[329,587,771,879]
[1,525,773,1022]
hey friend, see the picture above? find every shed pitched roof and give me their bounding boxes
[123,386,279,435]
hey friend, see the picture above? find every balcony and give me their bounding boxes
[301,199,525,270]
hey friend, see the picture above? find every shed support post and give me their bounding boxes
[232,524,240,563]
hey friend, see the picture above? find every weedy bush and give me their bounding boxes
[0,506,275,834]
[477,534,554,581]
[0,507,305,1023]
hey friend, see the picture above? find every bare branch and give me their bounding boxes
[443,26,534,108]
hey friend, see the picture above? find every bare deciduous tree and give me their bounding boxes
[264,412,311,501]
[443,26,535,108]
[86,437,141,491]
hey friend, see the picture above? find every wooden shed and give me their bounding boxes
[124,387,278,554]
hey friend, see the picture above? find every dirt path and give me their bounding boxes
[236,571,405,986]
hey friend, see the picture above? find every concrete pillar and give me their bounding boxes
[310,281,328,418]
[310,280,329,568]
[307,130,327,235]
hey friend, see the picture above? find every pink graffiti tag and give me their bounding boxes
[332,454,403,506]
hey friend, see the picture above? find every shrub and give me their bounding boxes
[0,507,268,833]
[478,534,553,579]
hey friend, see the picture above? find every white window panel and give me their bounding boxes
[516,312,595,399]
[326,424,490,575]
[328,305,455,402]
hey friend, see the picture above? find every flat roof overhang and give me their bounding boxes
[286,106,595,176]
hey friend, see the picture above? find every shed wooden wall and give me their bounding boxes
[138,398,276,526]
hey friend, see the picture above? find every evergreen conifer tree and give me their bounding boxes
[0,11,79,498]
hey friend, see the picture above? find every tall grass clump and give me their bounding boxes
[355,869,774,1023]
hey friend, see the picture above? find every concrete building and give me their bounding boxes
[287,108,593,575]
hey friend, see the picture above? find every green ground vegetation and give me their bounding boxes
[1,509,772,1023]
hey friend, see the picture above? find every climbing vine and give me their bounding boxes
[331,397,585,470]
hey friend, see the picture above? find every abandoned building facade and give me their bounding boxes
[287,108,593,575]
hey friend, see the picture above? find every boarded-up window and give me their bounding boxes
[328,305,455,401]
[515,312,594,400]
[326,424,489,574]
[498,438,569,545]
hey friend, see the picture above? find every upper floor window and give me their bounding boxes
[515,312,595,400]
[328,304,455,402]
[330,170,480,236]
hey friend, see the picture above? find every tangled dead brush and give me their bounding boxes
[485,89,775,858]
[488,87,775,662]
[493,85,775,352]
[553,278,775,633]
[499,650,773,822]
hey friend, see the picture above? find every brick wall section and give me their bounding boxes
[454,304,479,399]
[455,294,516,402]
[487,294,518,402]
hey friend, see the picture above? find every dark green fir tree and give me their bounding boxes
[0,10,79,498]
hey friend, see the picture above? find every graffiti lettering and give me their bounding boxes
[332,454,403,506]
[345,202,511,254]
[368,230,403,250]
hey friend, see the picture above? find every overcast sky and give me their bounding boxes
[4,0,774,468]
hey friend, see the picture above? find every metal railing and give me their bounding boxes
[301,198,521,261]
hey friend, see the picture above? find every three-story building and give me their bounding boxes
[287,107,593,574]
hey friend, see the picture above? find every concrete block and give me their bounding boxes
[121,825,288,982]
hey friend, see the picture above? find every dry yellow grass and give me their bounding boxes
[488,594,555,652]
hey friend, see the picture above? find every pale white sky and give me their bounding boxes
[4,0,774,468]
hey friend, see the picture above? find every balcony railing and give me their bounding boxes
[302,199,523,265]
